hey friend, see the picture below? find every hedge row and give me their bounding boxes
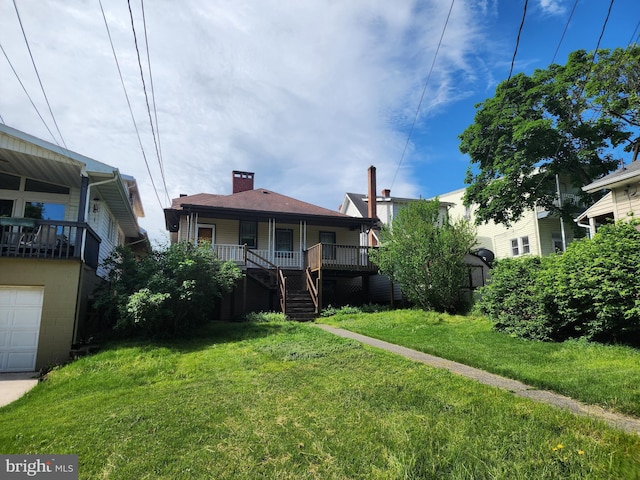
[476,221,640,344]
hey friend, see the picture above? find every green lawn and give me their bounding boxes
[1,320,639,479]
[318,309,640,418]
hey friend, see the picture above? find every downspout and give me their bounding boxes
[83,174,119,263]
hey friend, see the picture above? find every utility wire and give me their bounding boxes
[127,0,169,205]
[551,0,579,65]
[0,41,63,150]
[12,0,67,150]
[628,18,640,46]
[140,0,169,204]
[99,0,164,211]
[390,0,456,189]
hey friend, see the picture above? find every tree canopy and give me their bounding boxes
[459,46,640,226]
[369,199,476,313]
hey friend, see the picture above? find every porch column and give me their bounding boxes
[589,217,596,239]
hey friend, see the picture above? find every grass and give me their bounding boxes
[318,309,640,418]
[1,320,639,479]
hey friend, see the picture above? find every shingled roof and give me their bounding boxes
[166,187,373,232]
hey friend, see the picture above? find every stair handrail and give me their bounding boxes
[278,267,287,315]
[244,245,279,285]
[305,267,319,312]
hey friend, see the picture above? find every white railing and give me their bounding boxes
[213,244,303,269]
[214,244,245,262]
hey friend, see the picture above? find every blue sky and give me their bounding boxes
[0,0,638,245]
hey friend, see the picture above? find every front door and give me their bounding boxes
[196,224,215,247]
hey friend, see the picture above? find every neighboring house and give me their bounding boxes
[164,171,377,320]
[339,166,488,302]
[438,180,581,259]
[0,124,147,372]
[576,160,640,236]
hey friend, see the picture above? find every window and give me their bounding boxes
[0,172,20,190]
[511,236,530,256]
[24,202,65,221]
[239,221,257,248]
[275,229,293,256]
[319,231,336,260]
[0,199,14,217]
[24,178,69,194]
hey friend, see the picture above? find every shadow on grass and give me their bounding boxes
[97,320,293,356]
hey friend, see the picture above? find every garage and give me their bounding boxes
[0,286,44,372]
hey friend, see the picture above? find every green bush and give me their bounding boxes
[475,256,558,340]
[477,221,640,345]
[552,221,640,343]
[95,242,243,338]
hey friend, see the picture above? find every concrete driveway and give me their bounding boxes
[0,372,39,408]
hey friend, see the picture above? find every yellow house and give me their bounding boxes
[0,124,146,372]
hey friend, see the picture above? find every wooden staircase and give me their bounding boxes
[244,268,317,321]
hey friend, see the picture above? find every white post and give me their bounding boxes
[555,174,567,252]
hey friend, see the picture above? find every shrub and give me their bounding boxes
[95,242,243,338]
[477,221,640,345]
[552,221,640,343]
[475,256,558,340]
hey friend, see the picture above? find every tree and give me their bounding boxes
[459,46,640,226]
[369,199,476,313]
[95,242,243,338]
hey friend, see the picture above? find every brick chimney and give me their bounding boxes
[368,165,378,247]
[232,171,254,194]
[382,188,391,198]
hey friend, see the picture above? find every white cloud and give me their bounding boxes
[537,0,566,16]
[0,0,494,244]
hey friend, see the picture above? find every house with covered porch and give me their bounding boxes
[0,123,147,372]
[164,171,378,320]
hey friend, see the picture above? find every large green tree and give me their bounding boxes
[369,199,476,313]
[459,46,640,226]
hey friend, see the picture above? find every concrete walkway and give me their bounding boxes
[0,372,39,408]
[316,324,640,436]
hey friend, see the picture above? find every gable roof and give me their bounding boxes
[583,161,640,193]
[167,188,374,231]
[342,191,453,218]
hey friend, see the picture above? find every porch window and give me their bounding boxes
[24,178,70,195]
[319,231,336,260]
[24,202,65,221]
[0,172,20,190]
[239,221,257,248]
[0,199,14,217]
[275,229,293,257]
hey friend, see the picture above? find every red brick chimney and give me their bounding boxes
[232,171,254,194]
[382,188,391,198]
[368,165,378,247]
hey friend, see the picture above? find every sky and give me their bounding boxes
[1,0,638,246]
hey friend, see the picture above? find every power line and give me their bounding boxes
[0,41,63,150]
[99,0,164,211]
[551,0,579,65]
[12,0,67,150]
[140,0,169,204]
[628,18,640,46]
[127,0,169,205]
[390,0,456,189]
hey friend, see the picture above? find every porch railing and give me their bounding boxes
[306,244,377,272]
[0,218,100,268]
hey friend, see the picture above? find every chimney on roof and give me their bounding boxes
[179,194,187,197]
[232,171,254,194]
[368,165,378,247]
[382,188,390,198]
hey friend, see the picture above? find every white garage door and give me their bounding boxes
[0,287,44,372]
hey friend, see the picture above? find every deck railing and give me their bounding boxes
[306,244,377,272]
[213,243,377,272]
[0,218,100,267]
